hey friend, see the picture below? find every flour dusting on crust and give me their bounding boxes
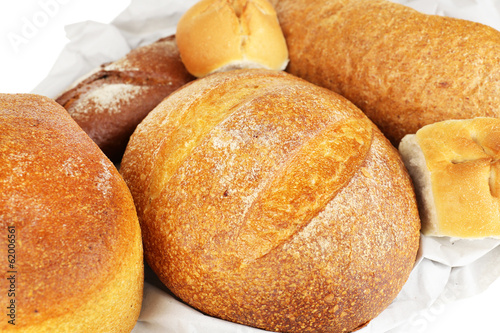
[73,83,147,116]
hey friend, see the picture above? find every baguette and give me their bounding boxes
[121,69,420,333]
[0,94,143,332]
[270,0,500,145]
[56,35,194,162]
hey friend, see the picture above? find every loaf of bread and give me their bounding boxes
[399,118,500,239]
[56,35,194,162]
[0,94,143,332]
[120,69,420,332]
[270,0,500,145]
[176,0,289,77]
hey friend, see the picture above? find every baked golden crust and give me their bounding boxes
[270,0,500,145]
[121,69,420,332]
[400,118,500,238]
[56,35,194,162]
[176,0,289,77]
[0,94,143,332]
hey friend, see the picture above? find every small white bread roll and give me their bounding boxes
[176,0,289,77]
[399,118,500,238]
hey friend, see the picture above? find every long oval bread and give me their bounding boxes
[270,0,500,145]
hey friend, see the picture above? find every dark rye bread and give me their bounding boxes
[56,35,194,162]
[0,94,143,332]
[270,0,500,145]
[120,69,421,332]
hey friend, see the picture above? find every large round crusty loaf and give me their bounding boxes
[0,94,143,332]
[120,69,420,332]
[176,0,289,77]
[399,117,500,239]
[56,35,194,162]
[270,0,500,145]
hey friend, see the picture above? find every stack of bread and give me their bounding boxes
[3,0,500,332]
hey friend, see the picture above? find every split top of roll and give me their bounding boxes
[176,0,289,77]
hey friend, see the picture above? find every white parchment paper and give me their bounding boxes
[31,1,500,332]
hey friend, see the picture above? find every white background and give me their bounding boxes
[0,0,131,94]
[1,1,500,332]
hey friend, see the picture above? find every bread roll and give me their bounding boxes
[0,94,143,332]
[56,35,194,162]
[176,0,289,77]
[270,0,500,145]
[120,69,420,332]
[399,118,500,239]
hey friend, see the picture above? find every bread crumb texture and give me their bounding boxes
[0,94,143,332]
[121,69,420,332]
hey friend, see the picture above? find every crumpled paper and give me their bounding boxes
[32,1,500,332]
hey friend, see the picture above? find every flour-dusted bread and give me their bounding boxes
[176,0,289,77]
[399,118,500,239]
[0,94,143,332]
[270,0,500,145]
[120,69,420,333]
[56,35,194,162]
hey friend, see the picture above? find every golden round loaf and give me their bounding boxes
[120,69,420,332]
[0,94,143,332]
[176,0,289,77]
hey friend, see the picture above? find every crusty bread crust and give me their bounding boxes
[121,69,420,332]
[176,0,289,77]
[56,35,194,162]
[270,0,500,145]
[0,94,143,332]
[400,118,500,239]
